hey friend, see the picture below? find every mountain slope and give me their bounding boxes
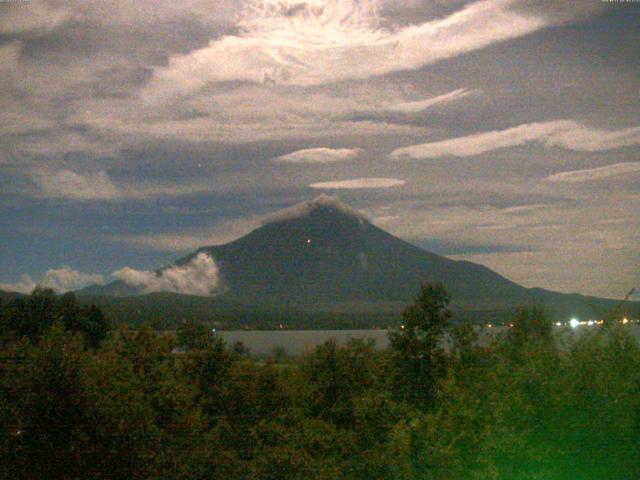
[181,201,525,308]
[79,197,637,320]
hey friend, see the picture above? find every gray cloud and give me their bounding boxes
[0,1,71,35]
[30,169,215,202]
[32,169,120,201]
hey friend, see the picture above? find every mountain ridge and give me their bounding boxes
[76,197,638,323]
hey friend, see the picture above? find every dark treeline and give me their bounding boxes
[1,284,639,479]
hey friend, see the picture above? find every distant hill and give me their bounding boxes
[0,289,23,302]
[79,197,638,326]
[77,292,401,330]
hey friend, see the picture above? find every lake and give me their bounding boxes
[216,324,640,356]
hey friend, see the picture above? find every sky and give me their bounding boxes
[0,0,638,299]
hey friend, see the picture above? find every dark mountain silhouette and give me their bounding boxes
[183,201,527,308]
[0,289,23,302]
[78,197,637,322]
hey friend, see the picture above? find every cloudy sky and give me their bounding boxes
[0,0,638,299]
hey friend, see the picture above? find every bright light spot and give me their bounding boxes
[555,322,562,327]
[487,324,492,328]
[622,317,629,325]
[211,328,216,333]
[306,239,311,244]
[570,318,580,328]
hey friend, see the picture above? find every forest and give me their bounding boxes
[1,285,639,479]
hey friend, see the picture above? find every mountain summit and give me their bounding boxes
[175,196,526,308]
[79,197,630,319]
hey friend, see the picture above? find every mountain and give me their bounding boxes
[79,197,637,323]
[0,289,23,302]
[182,200,527,308]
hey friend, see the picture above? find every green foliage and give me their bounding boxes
[506,305,553,348]
[1,287,639,479]
[389,282,452,408]
[0,289,110,348]
[177,320,212,351]
[301,338,380,427]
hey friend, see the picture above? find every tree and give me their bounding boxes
[0,323,92,479]
[505,305,553,350]
[177,320,212,352]
[0,290,110,348]
[3,288,57,340]
[82,304,110,348]
[389,282,451,409]
[301,338,380,427]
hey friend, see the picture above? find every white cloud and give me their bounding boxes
[545,162,640,183]
[390,120,640,159]
[42,268,106,292]
[263,193,367,223]
[383,88,474,114]
[31,169,214,201]
[0,275,36,294]
[142,0,547,101]
[112,253,222,296]
[274,147,362,163]
[309,177,406,189]
[0,268,105,294]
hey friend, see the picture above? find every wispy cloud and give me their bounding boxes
[383,88,474,114]
[390,120,640,159]
[263,194,368,223]
[309,178,406,189]
[545,162,640,183]
[274,147,362,163]
[32,170,121,201]
[112,253,222,296]
[31,169,213,201]
[0,268,105,294]
[143,0,548,101]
